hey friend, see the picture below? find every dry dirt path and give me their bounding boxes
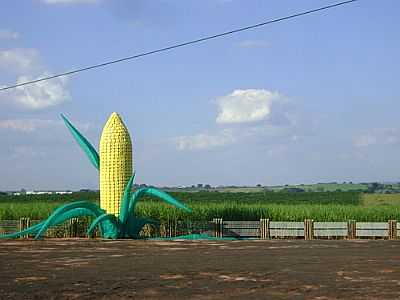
[1,239,400,299]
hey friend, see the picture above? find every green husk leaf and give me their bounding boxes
[61,113,100,170]
[119,172,136,225]
[87,213,119,237]
[34,201,105,239]
[129,187,191,216]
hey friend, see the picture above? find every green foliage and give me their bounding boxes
[0,192,98,219]
[0,192,99,203]
[135,202,400,222]
[0,202,60,219]
[362,193,400,206]
[163,191,361,205]
[3,191,400,222]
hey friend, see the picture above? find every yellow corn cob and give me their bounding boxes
[99,112,133,216]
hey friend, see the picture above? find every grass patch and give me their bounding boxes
[362,193,400,206]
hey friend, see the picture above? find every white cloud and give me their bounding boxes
[0,48,40,74]
[0,48,70,110]
[42,0,98,4]
[175,129,235,151]
[353,128,400,148]
[216,89,281,124]
[1,74,70,110]
[238,40,269,48]
[0,119,62,132]
[0,29,19,40]
[173,88,307,152]
[0,118,92,136]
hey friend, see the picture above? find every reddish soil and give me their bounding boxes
[1,239,400,299]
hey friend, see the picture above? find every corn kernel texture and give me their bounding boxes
[99,112,133,216]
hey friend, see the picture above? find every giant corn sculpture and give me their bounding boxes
[1,112,191,239]
[99,113,133,216]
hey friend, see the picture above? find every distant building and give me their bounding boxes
[13,190,73,195]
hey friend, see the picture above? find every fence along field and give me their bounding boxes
[2,192,400,239]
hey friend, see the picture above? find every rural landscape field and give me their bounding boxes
[3,185,400,299]
[1,0,399,299]
[2,188,400,222]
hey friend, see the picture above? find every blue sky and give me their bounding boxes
[0,0,399,190]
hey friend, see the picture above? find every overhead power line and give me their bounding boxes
[0,0,359,92]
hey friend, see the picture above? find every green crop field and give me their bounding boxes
[1,191,400,222]
[136,202,400,222]
[362,193,400,206]
[268,183,368,192]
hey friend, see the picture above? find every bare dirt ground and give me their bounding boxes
[1,239,400,300]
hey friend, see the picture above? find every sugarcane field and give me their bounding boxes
[1,1,399,299]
